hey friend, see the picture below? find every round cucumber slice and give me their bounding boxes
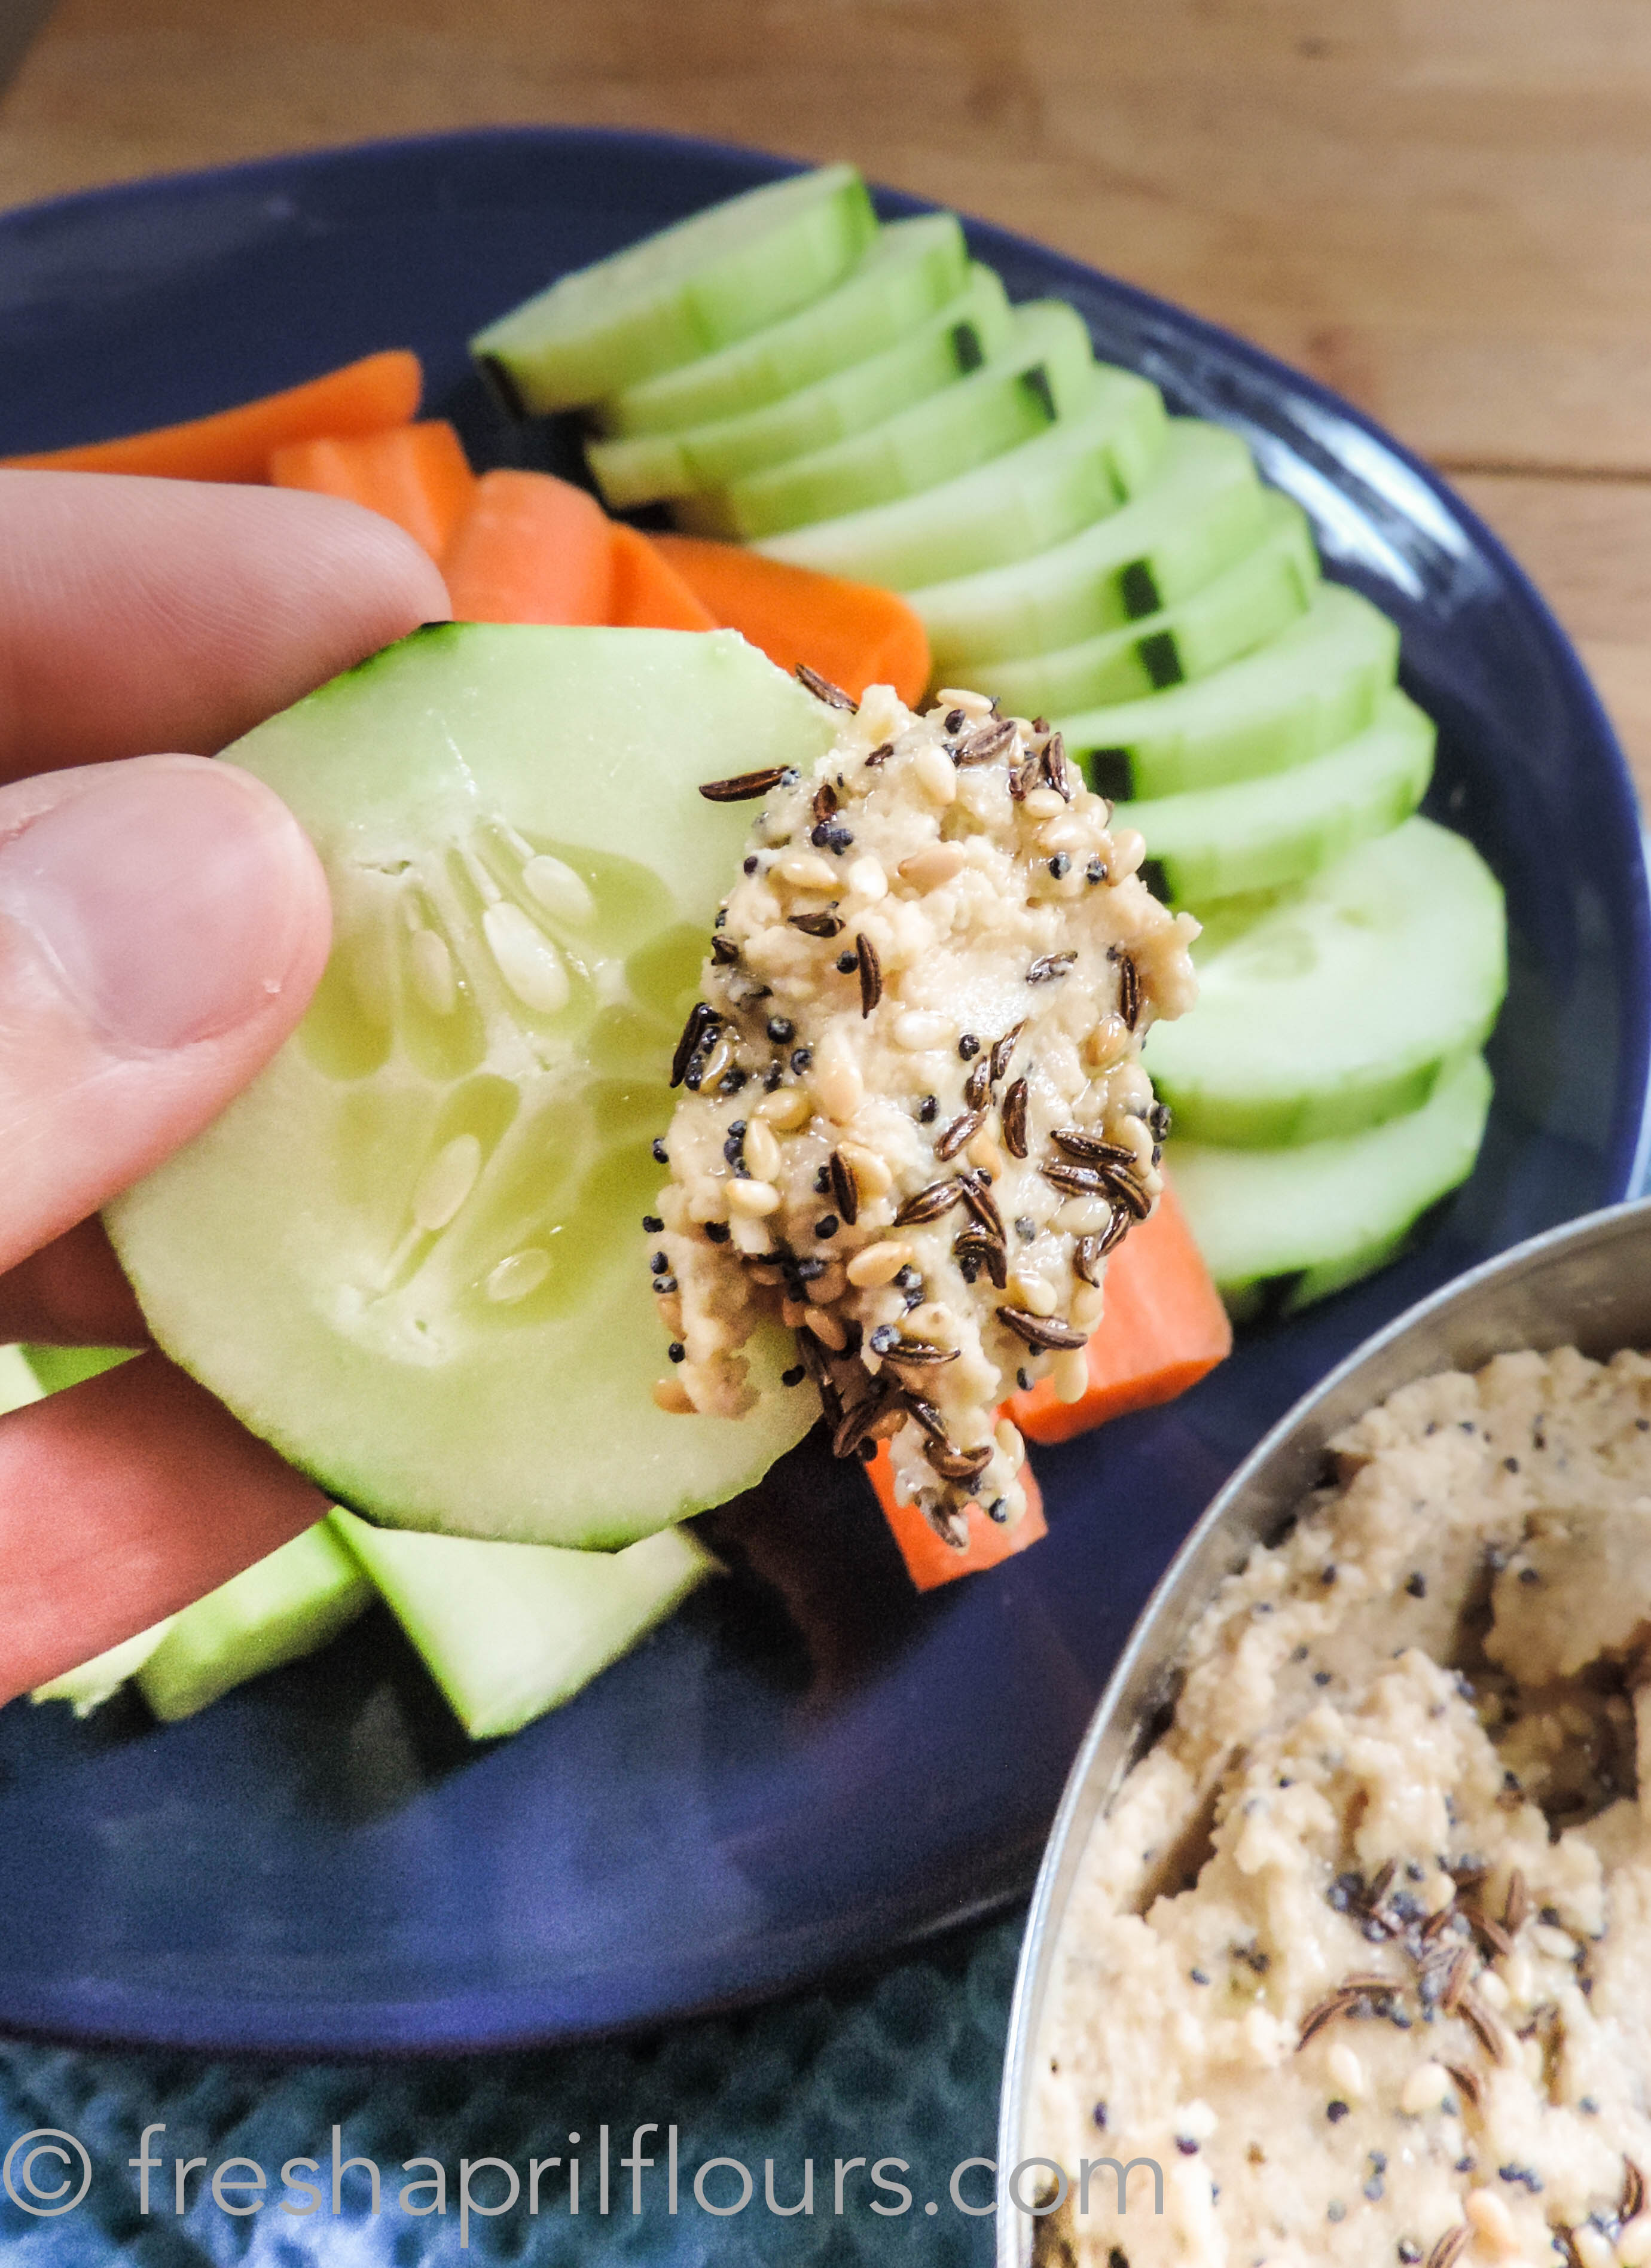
[978,492,1319,718]
[674,301,1099,541]
[1062,584,1400,801]
[470,164,877,415]
[1119,686,1435,905]
[1171,1051,1494,1321]
[106,627,838,1546]
[753,368,1167,589]
[908,420,1266,674]
[594,214,970,438]
[585,265,1014,508]
[1145,817,1507,1146]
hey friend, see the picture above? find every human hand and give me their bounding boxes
[0,470,450,1702]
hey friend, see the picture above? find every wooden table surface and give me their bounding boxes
[4,0,1650,796]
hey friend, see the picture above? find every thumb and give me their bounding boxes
[0,753,330,1277]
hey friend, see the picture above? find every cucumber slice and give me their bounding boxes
[752,370,1167,590]
[106,627,835,1545]
[332,1509,713,1739]
[471,164,877,416]
[1145,818,1506,1145]
[594,214,969,438]
[133,1521,373,1722]
[675,301,1099,541]
[32,1620,175,1717]
[979,493,1319,718]
[23,1343,135,1393]
[909,420,1267,674]
[1120,686,1434,905]
[1063,583,1400,801]
[586,265,1014,508]
[1171,1051,1493,1321]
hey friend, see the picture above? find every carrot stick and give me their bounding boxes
[608,525,719,631]
[651,532,931,704]
[1008,1178,1232,1448]
[442,469,615,625]
[269,419,476,558]
[3,350,422,481]
[865,1440,1046,1592]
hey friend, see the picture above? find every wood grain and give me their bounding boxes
[4,0,1650,784]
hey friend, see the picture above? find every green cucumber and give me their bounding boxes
[332,1509,713,1739]
[979,492,1318,718]
[593,213,970,438]
[23,1343,135,1393]
[106,627,834,1545]
[1144,818,1506,1146]
[587,264,1013,508]
[1171,1051,1494,1322]
[909,420,1267,674]
[674,300,1099,540]
[1120,686,1434,905]
[471,164,877,414]
[1063,583,1400,801]
[32,1621,174,1717]
[133,1521,373,1722]
[751,370,1167,590]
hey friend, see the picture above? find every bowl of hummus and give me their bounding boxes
[1002,1194,1651,2268]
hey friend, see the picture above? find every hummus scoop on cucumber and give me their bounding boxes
[28,162,1505,1741]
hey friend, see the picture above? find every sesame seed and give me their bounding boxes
[918,1095,939,1122]
[667,1343,685,1363]
[781,1366,805,1387]
[704,1222,730,1244]
[649,1252,670,1274]
[837,950,859,973]
[1326,2101,1348,2123]
[767,1015,795,1043]
[652,1139,669,1164]
[1048,854,1070,879]
[641,1214,664,1232]
[791,1048,813,1073]
[959,1033,980,1060]
[743,856,758,874]
[815,1216,839,1238]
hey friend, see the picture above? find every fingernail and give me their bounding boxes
[0,757,319,1051]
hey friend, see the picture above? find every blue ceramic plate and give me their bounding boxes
[1,129,1646,2055]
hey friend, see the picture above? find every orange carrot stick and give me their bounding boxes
[3,351,422,481]
[442,469,615,624]
[866,1439,1047,1592]
[608,524,719,630]
[268,419,476,558]
[651,532,930,704]
[1008,1178,1231,1448]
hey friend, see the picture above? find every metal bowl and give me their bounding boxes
[996,1192,1651,2264]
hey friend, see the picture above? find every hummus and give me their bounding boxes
[649,674,1197,1541]
[1036,1346,1651,2268]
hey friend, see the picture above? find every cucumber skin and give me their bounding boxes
[909,420,1266,675]
[1173,1051,1494,1312]
[1062,585,1400,801]
[1145,818,1507,1147]
[595,215,971,438]
[675,301,1100,541]
[585,266,1014,508]
[753,371,1168,590]
[979,494,1317,718]
[1118,687,1435,905]
[473,166,878,414]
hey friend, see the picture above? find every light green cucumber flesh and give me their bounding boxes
[106,627,834,1546]
[134,1521,373,1723]
[1064,583,1400,802]
[1173,1052,1494,1320]
[1121,686,1435,905]
[594,214,970,438]
[471,164,877,415]
[908,420,1267,675]
[32,1621,175,1717]
[978,492,1317,718]
[585,265,1014,508]
[673,300,1098,541]
[1143,817,1507,1146]
[752,370,1168,590]
[22,1342,135,1393]
[332,1509,713,1739]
